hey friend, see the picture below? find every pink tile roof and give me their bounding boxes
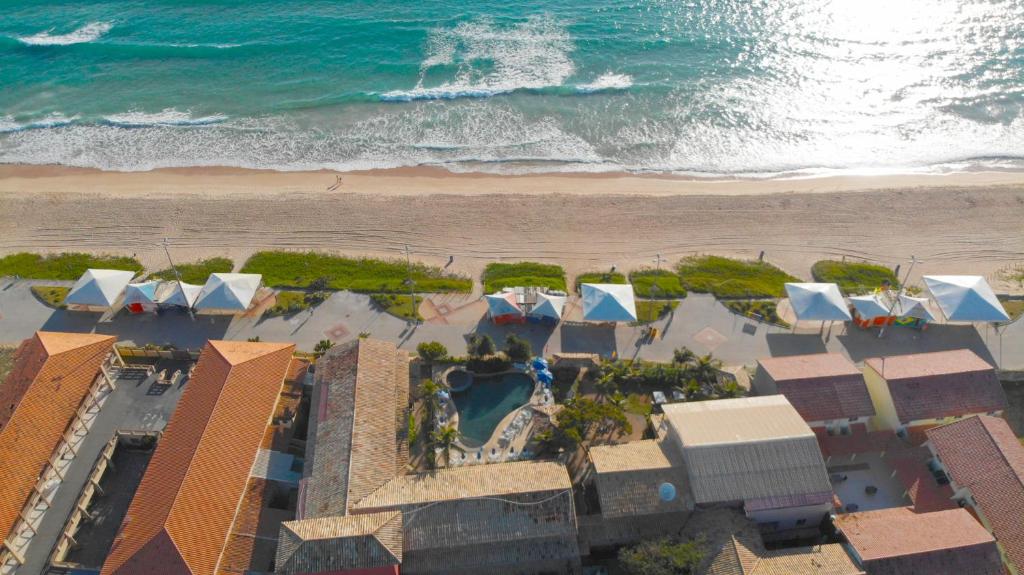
[864,349,1006,422]
[836,507,1003,575]
[927,415,1024,572]
[758,353,874,422]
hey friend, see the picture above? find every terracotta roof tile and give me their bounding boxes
[100,340,294,575]
[276,513,403,574]
[864,350,1006,422]
[836,507,1002,575]
[757,354,875,422]
[0,331,115,543]
[927,415,1024,571]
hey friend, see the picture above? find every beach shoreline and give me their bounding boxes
[0,163,1022,292]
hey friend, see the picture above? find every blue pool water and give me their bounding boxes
[2,0,1023,175]
[452,372,534,445]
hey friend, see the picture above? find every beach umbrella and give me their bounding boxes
[485,292,523,318]
[849,294,890,320]
[531,357,549,371]
[530,291,566,320]
[895,295,935,321]
[65,269,135,307]
[156,281,203,308]
[581,283,637,322]
[536,369,554,385]
[194,273,261,311]
[784,283,852,322]
[123,281,159,306]
[923,275,1009,322]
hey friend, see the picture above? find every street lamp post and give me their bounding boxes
[879,256,921,338]
[162,238,195,320]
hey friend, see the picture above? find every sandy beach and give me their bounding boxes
[0,165,1022,291]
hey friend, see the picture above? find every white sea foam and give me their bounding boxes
[18,22,112,46]
[381,16,575,101]
[575,73,633,94]
[0,113,78,133]
[102,109,227,128]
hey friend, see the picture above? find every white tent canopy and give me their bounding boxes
[65,269,135,307]
[923,275,1009,322]
[123,281,159,306]
[194,273,261,311]
[156,281,203,308]
[485,292,523,317]
[530,292,566,320]
[785,283,852,322]
[581,283,637,322]
[895,295,935,321]
[849,294,890,320]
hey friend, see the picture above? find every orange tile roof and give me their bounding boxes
[0,331,115,543]
[100,340,294,575]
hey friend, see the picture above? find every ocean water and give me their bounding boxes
[1,0,1023,176]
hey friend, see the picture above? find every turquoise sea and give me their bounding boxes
[1,0,1023,175]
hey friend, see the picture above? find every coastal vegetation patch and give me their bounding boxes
[0,252,142,281]
[630,269,687,298]
[575,271,626,291]
[677,255,797,299]
[811,260,899,295]
[723,299,788,327]
[242,251,471,293]
[30,285,70,308]
[482,262,567,293]
[265,290,310,317]
[999,298,1024,322]
[635,300,679,324]
[150,257,233,284]
[371,293,423,322]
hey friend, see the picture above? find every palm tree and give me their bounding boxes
[672,347,696,366]
[431,424,464,465]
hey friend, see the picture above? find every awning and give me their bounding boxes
[529,291,565,320]
[194,273,261,311]
[156,281,203,308]
[485,292,523,317]
[581,283,637,322]
[849,294,890,320]
[895,295,935,321]
[65,269,136,307]
[785,283,853,322]
[123,281,159,306]
[923,275,1009,322]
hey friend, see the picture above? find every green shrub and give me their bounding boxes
[370,294,422,321]
[30,285,70,308]
[242,251,471,293]
[504,334,532,363]
[619,538,704,575]
[811,260,899,295]
[630,269,687,298]
[150,257,233,284]
[467,334,497,358]
[724,300,788,327]
[635,300,679,324]
[482,262,566,293]
[0,252,142,281]
[677,255,798,299]
[266,290,309,317]
[466,355,511,374]
[417,341,449,363]
[575,271,626,291]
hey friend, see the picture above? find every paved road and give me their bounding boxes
[1,279,1020,369]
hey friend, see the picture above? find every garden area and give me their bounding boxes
[149,257,233,284]
[0,252,142,281]
[811,259,899,295]
[242,251,471,293]
[370,294,423,322]
[30,285,70,308]
[722,299,787,326]
[677,255,797,298]
[575,270,626,290]
[482,262,567,293]
[635,300,679,324]
[630,269,687,298]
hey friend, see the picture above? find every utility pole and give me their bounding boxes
[879,256,921,338]
[654,253,666,271]
[405,244,415,326]
[162,238,194,320]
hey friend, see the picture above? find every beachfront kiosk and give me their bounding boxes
[123,280,160,314]
[528,291,566,325]
[784,282,852,325]
[65,268,136,312]
[486,292,525,325]
[849,293,892,329]
[194,272,261,315]
[581,283,637,323]
[155,281,203,310]
[923,275,1010,323]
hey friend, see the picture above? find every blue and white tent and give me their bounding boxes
[123,281,160,312]
[581,283,637,322]
[65,269,135,309]
[923,275,1009,322]
[194,273,261,313]
[156,281,203,308]
[895,295,935,321]
[785,283,852,322]
[529,291,566,321]
[485,292,523,318]
[849,294,890,320]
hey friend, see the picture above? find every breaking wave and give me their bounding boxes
[17,22,113,46]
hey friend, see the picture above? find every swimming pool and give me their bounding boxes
[452,372,534,446]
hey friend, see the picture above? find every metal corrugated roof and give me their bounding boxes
[664,396,815,445]
[276,512,403,575]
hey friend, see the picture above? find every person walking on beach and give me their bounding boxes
[327,175,342,191]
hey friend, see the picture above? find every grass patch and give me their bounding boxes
[266,290,310,317]
[624,392,653,417]
[30,285,70,308]
[482,262,566,293]
[242,251,471,293]
[811,260,899,295]
[371,293,423,321]
[1000,298,1024,321]
[575,271,626,292]
[150,257,233,284]
[630,269,687,298]
[0,252,142,281]
[635,300,679,324]
[677,255,798,299]
[724,299,788,327]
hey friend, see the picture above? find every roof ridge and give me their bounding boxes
[375,511,404,562]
